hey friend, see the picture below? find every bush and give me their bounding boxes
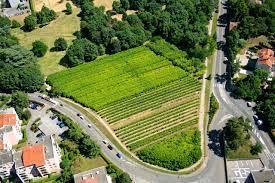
[54,37,67,51]
[32,40,48,57]
[11,20,21,28]
[65,3,72,14]
[36,6,56,24]
[116,173,132,183]
[250,142,263,155]
[106,163,123,178]
[208,93,219,129]
[23,15,37,32]
[22,109,31,121]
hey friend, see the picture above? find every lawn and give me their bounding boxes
[11,8,80,76]
[226,142,258,160]
[72,155,108,174]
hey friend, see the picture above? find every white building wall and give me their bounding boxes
[0,162,14,178]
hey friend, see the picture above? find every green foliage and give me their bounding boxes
[224,117,251,151]
[208,93,219,128]
[36,6,57,25]
[234,69,269,101]
[116,173,132,183]
[250,142,263,155]
[146,39,205,77]
[137,128,201,170]
[65,3,72,14]
[11,20,21,28]
[32,40,48,57]
[255,79,275,129]
[22,109,31,121]
[54,37,67,51]
[48,46,188,110]
[0,95,10,108]
[65,38,98,67]
[106,163,123,178]
[10,91,29,109]
[23,15,37,32]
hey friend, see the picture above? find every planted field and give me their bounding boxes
[49,44,202,170]
[48,46,188,110]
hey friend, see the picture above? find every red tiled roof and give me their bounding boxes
[258,49,275,68]
[22,144,45,167]
[0,114,17,128]
[79,179,97,183]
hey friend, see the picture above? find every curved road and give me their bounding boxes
[28,0,273,182]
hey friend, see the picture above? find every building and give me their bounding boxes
[14,135,62,182]
[1,0,30,17]
[0,135,61,182]
[0,108,22,151]
[256,49,275,76]
[74,166,110,183]
[0,150,14,179]
[245,169,275,183]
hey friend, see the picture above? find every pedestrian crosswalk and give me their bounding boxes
[264,152,275,161]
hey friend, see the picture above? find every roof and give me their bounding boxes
[37,135,54,160]
[22,144,46,167]
[74,167,108,183]
[0,150,13,165]
[258,49,275,68]
[13,151,24,167]
[0,114,17,128]
[251,169,275,183]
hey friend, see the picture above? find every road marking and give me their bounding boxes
[264,149,275,161]
[218,114,233,124]
[214,83,225,88]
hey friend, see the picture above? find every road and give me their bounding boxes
[27,0,274,182]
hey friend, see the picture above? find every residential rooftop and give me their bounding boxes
[74,166,109,183]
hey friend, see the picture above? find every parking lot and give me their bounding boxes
[39,111,68,136]
[227,159,264,183]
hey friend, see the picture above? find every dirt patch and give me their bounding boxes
[93,0,115,11]
[34,0,75,12]
[111,93,200,130]
[10,13,30,24]
[112,14,123,21]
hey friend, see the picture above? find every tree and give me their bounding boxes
[250,142,263,155]
[224,117,251,150]
[23,15,37,32]
[116,173,132,183]
[121,0,130,10]
[65,39,98,67]
[32,40,48,57]
[107,37,121,54]
[36,6,56,24]
[10,91,29,109]
[54,37,67,51]
[79,135,100,158]
[66,3,72,14]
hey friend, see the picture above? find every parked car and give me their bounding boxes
[77,113,80,117]
[116,153,122,159]
[59,123,66,128]
[80,115,84,120]
[36,132,44,138]
[256,120,263,126]
[88,124,92,128]
[107,144,113,150]
[103,140,108,144]
[247,102,252,107]
[253,115,258,121]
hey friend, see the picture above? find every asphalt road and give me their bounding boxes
[27,0,274,182]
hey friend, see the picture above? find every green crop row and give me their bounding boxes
[128,118,198,151]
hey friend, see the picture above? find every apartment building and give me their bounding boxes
[0,135,62,182]
[0,150,13,179]
[0,108,22,151]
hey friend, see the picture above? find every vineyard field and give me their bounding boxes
[48,43,203,170]
[48,46,187,110]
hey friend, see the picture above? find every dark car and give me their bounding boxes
[107,144,113,150]
[77,113,80,117]
[116,153,122,159]
[59,123,66,128]
[36,132,44,138]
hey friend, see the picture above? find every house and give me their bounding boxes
[1,0,30,17]
[245,169,275,183]
[256,48,275,75]
[14,135,62,182]
[0,108,22,151]
[74,166,111,183]
[0,150,14,179]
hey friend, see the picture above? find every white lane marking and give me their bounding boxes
[259,136,266,146]
[218,114,234,124]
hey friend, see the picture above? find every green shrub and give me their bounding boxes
[208,93,219,129]
[32,40,48,57]
[65,3,72,14]
[54,37,67,51]
[11,20,21,28]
